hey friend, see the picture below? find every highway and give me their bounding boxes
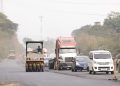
[52,70,114,80]
[0,59,119,86]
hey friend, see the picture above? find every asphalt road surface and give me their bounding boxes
[51,70,115,80]
[0,59,120,86]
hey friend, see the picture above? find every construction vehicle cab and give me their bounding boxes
[25,41,45,72]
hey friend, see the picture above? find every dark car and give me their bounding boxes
[71,56,90,72]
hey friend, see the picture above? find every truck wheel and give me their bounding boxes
[89,70,92,74]
[31,64,33,72]
[74,68,77,72]
[40,64,42,72]
[41,66,44,72]
[93,71,96,75]
[37,64,40,72]
[29,64,32,72]
[42,68,44,72]
[33,63,36,72]
[58,65,62,70]
[40,64,44,72]
[36,64,39,72]
[72,69,74,72]
[26,65,29,72]
[59,66,63,70]
[27,64,30,72]
[26,68,28,72]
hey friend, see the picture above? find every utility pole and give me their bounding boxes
[40,16,43,41]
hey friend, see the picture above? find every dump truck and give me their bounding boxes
[25,41,45,72]
[49,37,77,70]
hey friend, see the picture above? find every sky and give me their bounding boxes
[2,0,120,44]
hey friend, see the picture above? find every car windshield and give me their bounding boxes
[76,56,90,62]
[94,53,111,59]
[27,43,42,50]
[59,48,76,54]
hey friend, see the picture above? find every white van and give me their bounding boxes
[88,50,114,74]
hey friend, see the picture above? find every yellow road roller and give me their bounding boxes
[25,41,45,72]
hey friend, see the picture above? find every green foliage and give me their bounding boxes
[72,12,120,56]
[104,12,120,32]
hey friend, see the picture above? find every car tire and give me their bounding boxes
[106,71,109,74]
[93,71,96,75]
[111,71,114,74]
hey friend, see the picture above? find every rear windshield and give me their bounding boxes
[76,56,90,62]
[94,53,111,59]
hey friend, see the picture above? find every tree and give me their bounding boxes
[104,12,120,32]
[71,12,120,56]
[0,12,18,32]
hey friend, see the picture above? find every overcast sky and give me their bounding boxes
[2,0,120,43]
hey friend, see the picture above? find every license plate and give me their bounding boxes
[101,68,107,70]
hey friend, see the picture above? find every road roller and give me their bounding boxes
[25,41,45,72]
